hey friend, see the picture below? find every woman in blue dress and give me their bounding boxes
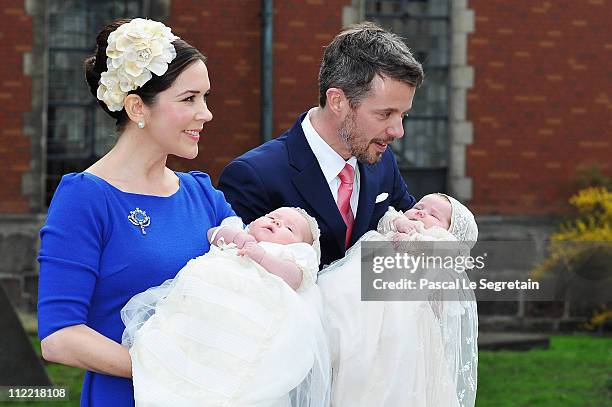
[37,18,235,406]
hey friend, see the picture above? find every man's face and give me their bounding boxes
[339,75,416,164]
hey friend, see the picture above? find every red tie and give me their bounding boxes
[337,163,355,248]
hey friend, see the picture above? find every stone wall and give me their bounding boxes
[476,216,603,332]
[0,215,44,311]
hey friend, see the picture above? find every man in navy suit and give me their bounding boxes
[218,22,424,268]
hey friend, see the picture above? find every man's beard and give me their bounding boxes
[338,111,386,165]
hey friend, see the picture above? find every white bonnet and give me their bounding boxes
[437,193,478,248]
[291,207,321,264]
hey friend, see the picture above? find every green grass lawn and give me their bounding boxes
[476,335,612,407]
[2,334,610,406]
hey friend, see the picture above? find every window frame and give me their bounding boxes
[45,0,147,205]
[365,0,452,197]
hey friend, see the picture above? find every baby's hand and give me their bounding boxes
[393,231,415,240]
[233,231,257,249]
[392,231,414,250]
[393,217,421,234]
[237,241,266,264]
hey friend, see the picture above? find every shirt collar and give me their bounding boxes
[302,107,357,183]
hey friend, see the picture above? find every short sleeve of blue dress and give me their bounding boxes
[37,171,235,406]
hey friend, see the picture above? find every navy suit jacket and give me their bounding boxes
[218,112,416,268]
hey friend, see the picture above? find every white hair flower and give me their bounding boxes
[96,18,179,112]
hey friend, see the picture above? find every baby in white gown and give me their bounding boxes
[319,193,478,407]
[121,207,330,407]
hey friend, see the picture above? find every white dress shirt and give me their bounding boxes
[301,107,360,216]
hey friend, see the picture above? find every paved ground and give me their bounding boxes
[478,332,550,351]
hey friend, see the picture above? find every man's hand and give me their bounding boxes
[393,217,421,234]
[233,231,257,249]
[237,241,266,264]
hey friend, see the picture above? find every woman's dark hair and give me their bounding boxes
[84,19,206,132]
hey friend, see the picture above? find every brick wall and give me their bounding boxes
[467,0,612,215]
[165,0,262,179]
[273,0,350,135]
[167,0,350,182]
[0,2,32,213]
[5,0,608,216]
[0,1,351,207]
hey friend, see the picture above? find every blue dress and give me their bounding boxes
[37,171,235,406]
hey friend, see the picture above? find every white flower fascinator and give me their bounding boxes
[96,18,179,111]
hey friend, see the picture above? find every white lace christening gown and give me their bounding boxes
[318,229,478,407]
[121,242,331,407]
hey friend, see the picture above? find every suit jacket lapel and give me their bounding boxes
[351,162,377,246]
[292,162,347,252]
[287,113,347,253]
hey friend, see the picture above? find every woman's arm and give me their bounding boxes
[238,242,303,290]
[38,177,131,376]
[41,325,132,378]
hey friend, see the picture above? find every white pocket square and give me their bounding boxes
[375,192,389,203]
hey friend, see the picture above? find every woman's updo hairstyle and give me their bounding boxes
[84,18,206,132]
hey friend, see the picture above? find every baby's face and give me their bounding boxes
[249,207,313,245]
[404,194,451,230]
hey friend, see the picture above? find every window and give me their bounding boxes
[46,0,146,205]
[366,0,450,198]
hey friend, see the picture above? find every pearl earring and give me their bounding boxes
[138,121,145,129]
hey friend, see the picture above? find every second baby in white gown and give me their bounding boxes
[121,207,330,407]
[319,194,479,407]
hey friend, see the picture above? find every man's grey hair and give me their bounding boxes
[318,22,424,108]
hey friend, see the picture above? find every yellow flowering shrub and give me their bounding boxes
[551,187,612,242]
[532,186,612,329]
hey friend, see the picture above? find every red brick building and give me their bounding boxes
[0,0,610,327]
[467,0,611,215]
